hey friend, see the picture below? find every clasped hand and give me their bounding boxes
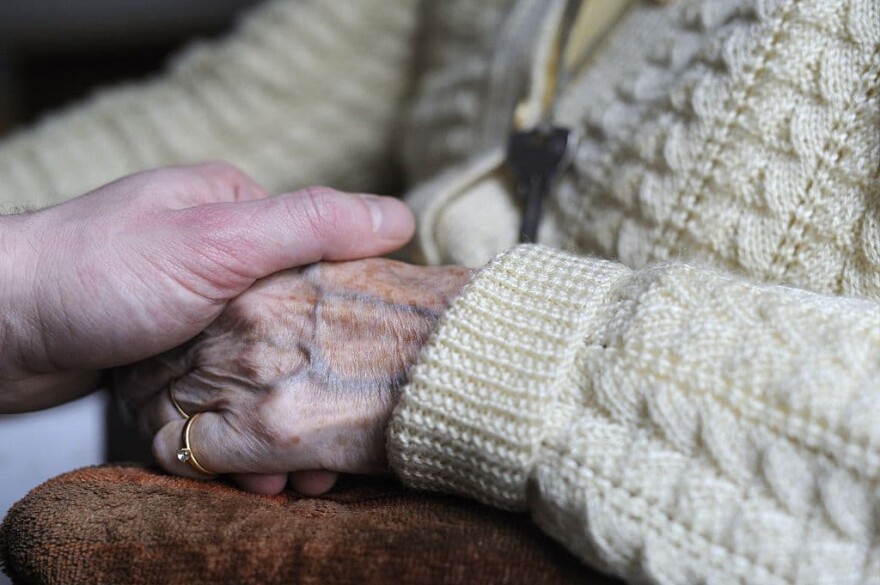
[0,162,470,495]
[117,258,471,494]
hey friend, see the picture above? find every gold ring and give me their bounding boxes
[168,380,190,419]
[176,413,216,476]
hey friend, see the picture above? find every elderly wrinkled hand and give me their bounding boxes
[115,258,473,495]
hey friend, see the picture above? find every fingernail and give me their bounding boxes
[359,195,414,240]
[360,194,385,234]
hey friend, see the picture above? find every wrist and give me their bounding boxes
[442,266,477,306]
[0,212,97,412]
[0,213,34,376]
[376,265,476,469]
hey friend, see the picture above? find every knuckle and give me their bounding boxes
[194,160,244,180]
[235,346,275,383]
[293,186,345,237]
[111,168,173,203]
[149,164,204,188]
[194,316,298,388]
[220,288,274,330]
[190,161,264,201]
[122,167,161,188]
[228,411,278,461]
[249,402,294,450]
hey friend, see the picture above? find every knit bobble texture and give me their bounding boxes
[390,245,880,584]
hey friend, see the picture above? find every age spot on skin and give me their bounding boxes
[130,258,473,474]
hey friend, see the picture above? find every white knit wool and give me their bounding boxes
[554,0,880,300]
[393,0,880,583]
[412,0,880,301]
[0,0,419,210]
[389,245,880,584]
[1,0,879,583]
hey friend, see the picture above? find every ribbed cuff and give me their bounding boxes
[387,245,630,510]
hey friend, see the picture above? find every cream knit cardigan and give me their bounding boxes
[1,1,879,583]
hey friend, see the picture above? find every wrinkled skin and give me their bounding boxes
[0,162,414,414]
[115,258,473,494]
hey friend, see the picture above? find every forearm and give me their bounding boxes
[389,245,880,583]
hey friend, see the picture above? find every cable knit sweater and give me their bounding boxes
[1,1,879,583]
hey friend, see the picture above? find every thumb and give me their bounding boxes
[171,186,415,284]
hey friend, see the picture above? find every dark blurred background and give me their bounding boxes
[0,0,261,137]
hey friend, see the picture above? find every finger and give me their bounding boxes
[141,368,254,449]
[289,470,338,496]
[172,187,415,285]
[153,412,305,478]
[229,473,289,495]
[153,413,236,479]
[155,369,236,418]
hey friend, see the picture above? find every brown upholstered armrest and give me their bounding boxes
[1,465,615,584]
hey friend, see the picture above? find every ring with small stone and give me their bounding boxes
[177,413,216,476]
[168,379,190,419]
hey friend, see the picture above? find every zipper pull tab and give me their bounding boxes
[506,125,579,243]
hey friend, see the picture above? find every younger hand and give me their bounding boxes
[0,162,414,413]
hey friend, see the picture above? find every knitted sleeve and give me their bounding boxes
[0,0,418,211]
[388,244,880,585]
